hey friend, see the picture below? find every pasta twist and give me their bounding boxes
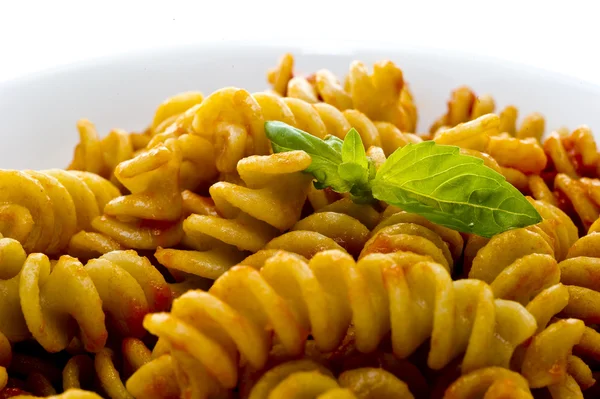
[63,338,179,399]
[559,224,600,326]
[243,359,414,399]
[0,169,120,254]
[151,91,204,136]
[138,249,537,396]
[268,54,418,132]
[156,151,313,283]
[288,69,353,111]
[91,140,184,250]
[267,53,294,97]
[191,87,419,176]
[0,331,9,392]
[0,242,170,352]
[242,197,381,263]
[9,390,102,399]
[554,173,600,230]
[68,119,134,186]
[430,86,545,141]
[146,96,218,192]
[362,207,464,273]
[345,60,417,133]
[543,126,599,179]
[468,219,596,395]
[443,367,532,399]
[430,86,495,134]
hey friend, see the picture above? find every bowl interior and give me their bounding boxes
[1,43,600,170]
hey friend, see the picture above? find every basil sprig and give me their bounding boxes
[264,121,542,237]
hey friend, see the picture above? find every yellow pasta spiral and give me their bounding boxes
[0,331,9,392]
[68,119,135,186]
[10,390,103,399]
[137,249,536,396]
[430,86,495,134]
[156,150,312,283]
[63,338,179,399]
[430,86,545,142]
[91,140,184,250]
[190,87,420,176]
[443,367,532,399]
[362,208,464,273]
[559,225,600,326]
[554,173,600,230]
[268,54,418,132]
[267,53,294,97]
[243,359,414,399]
[151,91,204,136]
[468,220,596,395]
[0,169,120,254]
[146,95,218,192]
[0,241,170,352]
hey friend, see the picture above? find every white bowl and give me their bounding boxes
[1,42,600,170]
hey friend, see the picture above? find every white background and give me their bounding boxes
[1,0,599,85]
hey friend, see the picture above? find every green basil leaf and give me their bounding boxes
[324,135,343,153]
[338,162,368,184]
[265,121,351,192]
[372,141,542,237]
[341,128,368,168]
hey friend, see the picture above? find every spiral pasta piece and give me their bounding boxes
[267,53,294,96]
[430,86,495,134]
[443,367,532,399]
[468,222,593,395]
[10,390,103,399]
[486,135,547,174]
[559,229,600,325]
[68,119,135,186]
[362,208,464,272]
[156,150,314,280]
[289,212,370,257]
[543,126,599,181]
[243,359,414,399]
[554,173,600,230]
[433,114,499,152]
[269,54,418,132]
[62,338,179,399]
[189,86,420,177]
[0,169,120,254]
[0,331,10,392]
[346,60,417,132]
[146,99,219,192]
[138,249,536,396]
[151,91,204,135]
[0,241,170,352]
[430,86,545,142]
[92,140,184,250]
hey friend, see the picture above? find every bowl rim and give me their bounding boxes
[2,39,600,94]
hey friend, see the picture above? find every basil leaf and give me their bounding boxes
[341,128,368,168]
[338,162,368,184]
[372,141,542,237]
[265,121,351,192]
[324,135,343,153]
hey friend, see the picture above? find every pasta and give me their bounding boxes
[139,250,537,396]
[0,240,170,353]
[2,53,600,398]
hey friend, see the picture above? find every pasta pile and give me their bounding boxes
[1,53,600,399]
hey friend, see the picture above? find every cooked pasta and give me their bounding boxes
[138,250,537,397]
[0,170,119,254]
[3,53,600,398]
[0,242,170,353]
